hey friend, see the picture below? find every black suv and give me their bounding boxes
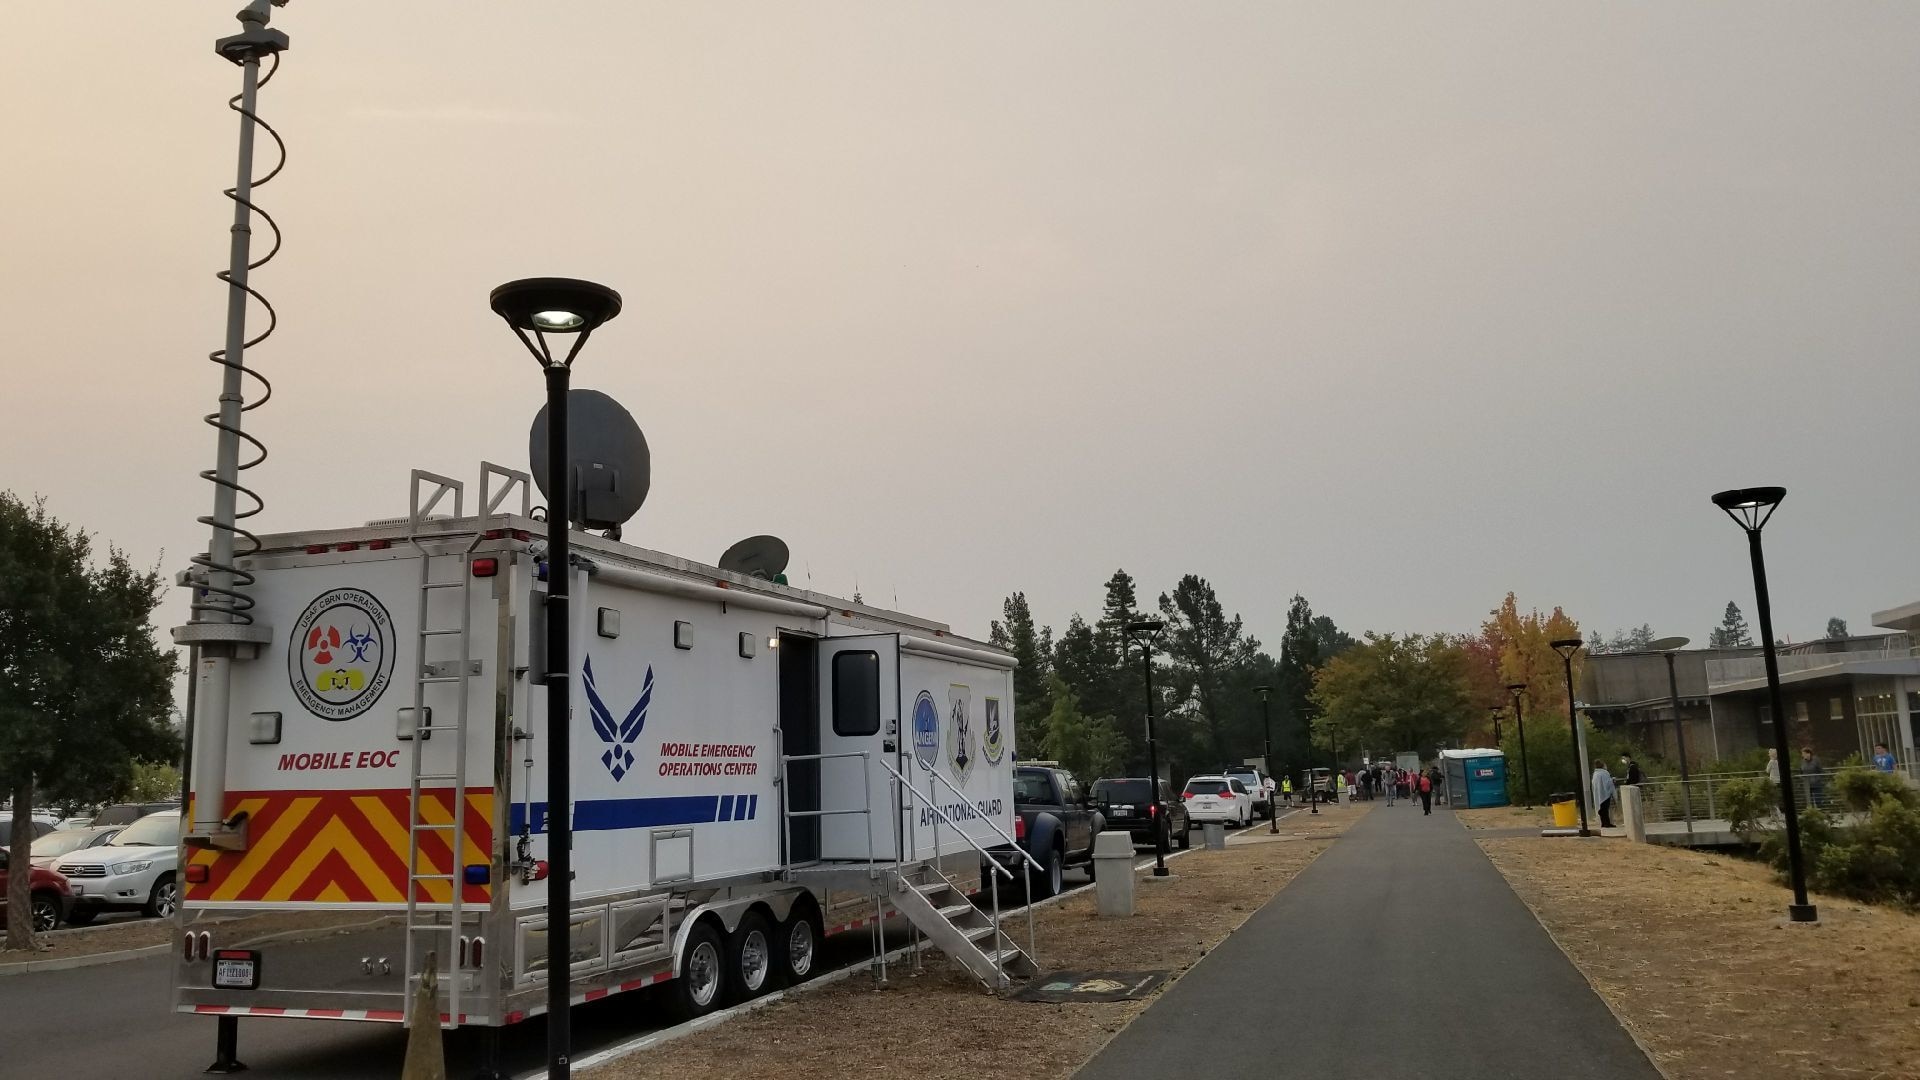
[1090,777,1190,851]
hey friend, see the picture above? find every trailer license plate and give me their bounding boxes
[213,950,261,990]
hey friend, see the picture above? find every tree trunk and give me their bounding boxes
[7,777,38,952]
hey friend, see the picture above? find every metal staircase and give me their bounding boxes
[889,867,1036,988]
[400,464,530,1026]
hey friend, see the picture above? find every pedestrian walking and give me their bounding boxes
[1418,770,1433,815]
[1591,758,1618,828]
[1385,771,1395,806]
[1872,742,1897,773]
[1798,747,1825,808]
[1281,776,1293,805]
[1619,754,1644,787]
[1765,747,1780,785]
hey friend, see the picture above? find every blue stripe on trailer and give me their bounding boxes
[510,794,763,834]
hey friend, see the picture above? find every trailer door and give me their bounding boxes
[815,634,901,862]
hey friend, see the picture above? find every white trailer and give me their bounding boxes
[173,465,1033,1069]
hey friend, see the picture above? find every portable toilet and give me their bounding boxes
[1439,748,1509,809]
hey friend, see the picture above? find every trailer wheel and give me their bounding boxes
[774,903,823,986]
[665,921,728,1022]
[725,911,776,1003]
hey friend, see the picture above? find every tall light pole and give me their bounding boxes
[1255,685,1278,833]
[1550,638,1591,837]
[1713,487,1816,922]
[1506,683,1532,807]
[1648,636,1694,837]
[492,277,624,1078]
[1127,620,1170,876]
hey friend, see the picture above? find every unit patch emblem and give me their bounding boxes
[982,697,1005,765]
[947,684,975,784]
[912,690,940,769]
[288,587,395,721]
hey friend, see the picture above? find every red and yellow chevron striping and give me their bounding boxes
[185,789,492,905]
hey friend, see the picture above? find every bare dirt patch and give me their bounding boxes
[591,804,1367,1080]
[1456,804,1553,830]
[0,910,382,966]
[1481,836,1920,1080]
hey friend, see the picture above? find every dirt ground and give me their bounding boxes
[592,804,1367,1080]
[1456,804,1553,830]
[0,909,381,965]
[1481,835,1920,1080]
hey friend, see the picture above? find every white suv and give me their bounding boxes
[1182,775,1254,827]
[55,809,180,923]
[1223,766,1272,819]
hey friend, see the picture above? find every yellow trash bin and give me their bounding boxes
[1549,793,1578,828]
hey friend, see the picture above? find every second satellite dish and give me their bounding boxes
[530,389,650,532]
[719,535,790,580]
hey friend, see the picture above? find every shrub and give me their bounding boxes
[1806,797,1920,908]
[1718,776,1781,840]
[1832,769,1919,814]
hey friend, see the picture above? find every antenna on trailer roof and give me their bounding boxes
[718,535,790,581]
[529,389,650,540]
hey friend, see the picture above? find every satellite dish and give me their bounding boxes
[719,535,789,580]
[530,389,650,531]
[1647,636,1690,653]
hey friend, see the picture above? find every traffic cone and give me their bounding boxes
[401,950,447,1080]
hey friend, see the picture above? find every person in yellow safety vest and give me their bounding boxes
[1280,777,1293,805]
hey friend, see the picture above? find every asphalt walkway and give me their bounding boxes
[1081,801,1660,1079]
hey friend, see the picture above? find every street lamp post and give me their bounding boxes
[1256,686,1277,833]
[1506,683,1532,808]
[491,277,624,1079]
[1713,487,1816,922]
[1550,638,1591,837]
[1127,620,1170,877]
[1647,636,1694,837]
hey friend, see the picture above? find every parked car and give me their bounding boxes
[1090,777,1190,851]
[55,809,180,924]
[30,826,125,868]
[88,801,179,829]
[3,809,63,839]
[1182,775,1254,827]
[988,764,1099,899]
[1223,765,1273,819]
[0,848,74,932]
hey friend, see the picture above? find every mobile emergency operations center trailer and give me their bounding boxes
[174,465,1035,1059]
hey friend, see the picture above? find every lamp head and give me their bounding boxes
[1550,637,1584,660]
[1504,682,1526,694]
[1647,635,1690,653]
[1126,618,1165,638]
[1254,685,1272,700]
[1711,486,1785,532]
[490,277,623,369]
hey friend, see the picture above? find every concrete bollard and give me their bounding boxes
[1203,823,1227,850]
[1092,832,1137,916]
[1620,785,1646,843]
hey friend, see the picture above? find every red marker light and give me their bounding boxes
[334,541,359,552]
[185,864,210,884]
[367,538,391,550]
[471,558,499,578]
[304,544,328,554]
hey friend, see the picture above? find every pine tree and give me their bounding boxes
[1157,575,1259,765]
[1826,617,1849,639]
[988,593,1053,746]
[1709,602,1753,648]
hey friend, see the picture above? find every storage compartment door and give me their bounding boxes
[815,634,900,862]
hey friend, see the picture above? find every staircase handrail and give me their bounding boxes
[906,756,1047,878]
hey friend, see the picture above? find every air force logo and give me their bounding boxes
[584,656,653,781]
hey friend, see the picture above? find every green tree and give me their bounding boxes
[1277,596,1326,774]
[1709,602,1753,648]
[1157,575,1260,767]
[989,592,1053,751]
[123,760,183,803]
[1311,633,1475,761]
[1826,617,1850,640]
[1091,570,1145,759]
[1038,677,1127,782]
[1,494,177,950]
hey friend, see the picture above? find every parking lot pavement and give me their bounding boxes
[1081,804,1661,1080]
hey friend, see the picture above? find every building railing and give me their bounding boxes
[1704,635,1917,688]
[1634,762,1920,827]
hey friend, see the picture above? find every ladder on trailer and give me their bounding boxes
[401,464,530,1027]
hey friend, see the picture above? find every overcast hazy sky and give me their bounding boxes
[4,3,1916,662]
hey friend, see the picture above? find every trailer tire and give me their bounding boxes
[665,921,728,1022]
[774,902,824,987]
[725,911,776,1004]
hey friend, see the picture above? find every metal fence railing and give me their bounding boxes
[1634,762,1920,828]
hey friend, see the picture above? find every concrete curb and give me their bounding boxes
[0,941,170,976]
[548,836,1248,1080]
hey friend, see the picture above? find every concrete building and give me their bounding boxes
[1582,603,1920,770]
